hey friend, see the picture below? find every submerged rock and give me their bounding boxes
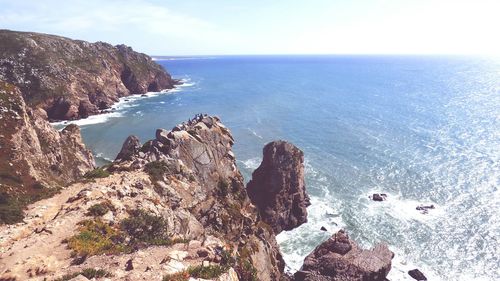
[247,140,310,234]
[408,268,427,280]
[370,193,387,201]
[295,229,394,281]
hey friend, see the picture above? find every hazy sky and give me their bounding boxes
[1,0,499,56]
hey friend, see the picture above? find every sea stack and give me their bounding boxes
[247,140,311,234]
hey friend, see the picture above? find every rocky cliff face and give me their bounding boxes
[247,141,310,234]
[0,115,285,281]
[294,230,394,281]
[0,81,95,224]
[0,29,177,121]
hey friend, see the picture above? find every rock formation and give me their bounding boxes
[0,81,95,224]
[294,229,394,281]
[0,29,178,121]
[0,115,285,281]
[247,140,310,234]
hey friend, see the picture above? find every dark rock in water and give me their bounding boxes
[408,269,427,280]
[416,205,435,214]
[125,258,134,271]
[247,140,310,234]
[320,226,327,231]
[371,193,388,201]
[295,229,394,281]
[141,94,148,97]
[115,135,141,161]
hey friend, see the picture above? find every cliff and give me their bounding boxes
[0,82,95,224]
[0,114,394,281]
[0,115,285,281]
[0,29,177,121]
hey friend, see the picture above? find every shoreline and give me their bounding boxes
[50,78,194,129]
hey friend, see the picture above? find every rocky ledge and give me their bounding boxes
[0,114,394,281]
[295,230,393,281]
[0,29,178,121]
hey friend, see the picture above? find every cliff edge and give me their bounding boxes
[0,29,177,121]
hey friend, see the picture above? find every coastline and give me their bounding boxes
[50,78,194,129]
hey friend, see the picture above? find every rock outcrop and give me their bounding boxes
[0,81,94,224]
[0,115,286,281]
[0,29,178,121]
[294,230,394,281]
[247,140,310,234]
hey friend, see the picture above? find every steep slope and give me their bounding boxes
[0,29,178,121]
[0,115,285,281]
[0,81,95,224]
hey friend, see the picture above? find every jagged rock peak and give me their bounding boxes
[115,135,141,161]
[294,229,394,281]
[246,140,310,234]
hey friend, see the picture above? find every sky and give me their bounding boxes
[1,0,499,56]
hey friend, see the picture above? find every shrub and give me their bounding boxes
[162,265,227,281]
[87,201,115,217]
[188,264,227,279]
[144,161,169,182]
[217,178,229,197]
[54,268,113,281]
[162,271,190,281]
[67,219,128,257]
[120,209,170,245]
[84,167,110,179]
[0,194,24,224]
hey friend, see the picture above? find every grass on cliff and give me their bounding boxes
[83,167,110,179]
[67,209,187,259]
[54,268,113,281]
[87,200,115,217]
[144,161,170,182]
[162,264,228,281]
[0,183,60,224]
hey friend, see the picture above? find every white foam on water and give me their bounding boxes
[247,128,263,139]
[388,247,444,281]
[364,189,445,224]
[238,157,262,171]
[50,78,195,128]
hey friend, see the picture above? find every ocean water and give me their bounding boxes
[58,55,500,280]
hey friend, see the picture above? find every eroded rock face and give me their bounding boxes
[110,114,286,281]
[246,141,310,234]
[0,81,95,223]
[295,230,394,281]
[115,135,141,161]
[0,29,178,121]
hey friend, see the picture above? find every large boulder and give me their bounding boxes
[247,140,310,234]
[115,135,141,161]
[294,230,394,281]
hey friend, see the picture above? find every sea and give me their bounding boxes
[53,55,500,280]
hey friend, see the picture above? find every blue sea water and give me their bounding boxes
[59,55,500,280]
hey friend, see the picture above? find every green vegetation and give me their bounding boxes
[144,161,169,182]
[67,209,186,259]
[217,178,230,197]
[83,167,110,179]
[54,268,113,281]
[163,264,227,281]
[66,219,128,257]
[87,200,115,217]
[0,192,24,224]
[0,185,60,224]
[120,209,171,246]
[162,271,190,281]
